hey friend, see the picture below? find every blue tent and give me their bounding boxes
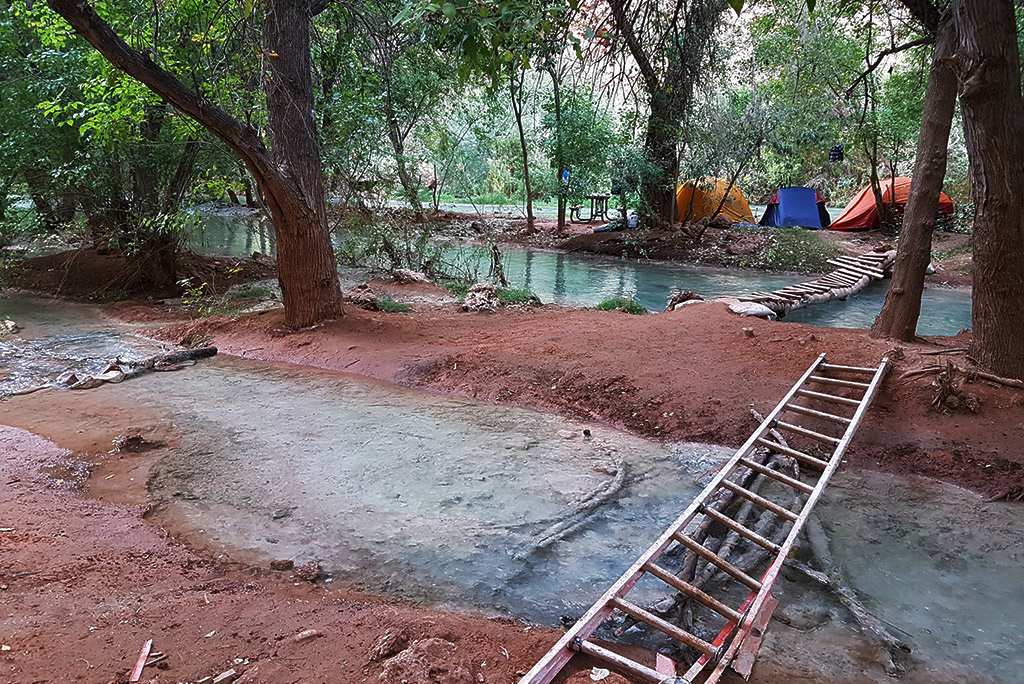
[758,186,831,229]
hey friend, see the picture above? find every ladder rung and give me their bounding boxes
[672,534,762,591]
[809,374,871,389]
[773,420,842,446]
[720,479,800,522]
[755,437,829,469]
[610,597,719,657]
[795,388,861,407]
[783,402,852,425]
[642,562,744,624]
[573,639,687,683]
[819,363,878,374]
[738,456,815,494]
[698,504,781,553]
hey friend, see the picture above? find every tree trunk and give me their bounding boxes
[642,90,680,225]
[263,0,345,325]
[548,64,567,234]
[872,17,957,341]
[510,65,535,234]
[385,116,424,219]
[953,0,1024,379]
[48,0,344,328]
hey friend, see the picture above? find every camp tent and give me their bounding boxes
[676,178,755,223]
[759,186,831,229]
[830,177,954,231]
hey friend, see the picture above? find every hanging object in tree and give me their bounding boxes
[829,144,844,162]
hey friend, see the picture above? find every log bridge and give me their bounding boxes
[737,250,897,316]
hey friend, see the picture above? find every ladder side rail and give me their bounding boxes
[704,358,890,683]
[517,353,829,684]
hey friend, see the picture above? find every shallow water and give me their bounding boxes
[184,210,972,336]
[2,294,1019,681]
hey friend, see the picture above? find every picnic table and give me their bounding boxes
[570,193,613,224]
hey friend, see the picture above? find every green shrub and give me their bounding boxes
[229,285,275,299]
[593,298,647,315]
[752,228,839,273]
[439,279,473,299]
[496,287,540,305]
[378,295,411,313]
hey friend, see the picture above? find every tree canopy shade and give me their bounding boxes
[46,0,343,329]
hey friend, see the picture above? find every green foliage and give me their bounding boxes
[751,228,839,273]
[229,285,275,299]
[592,298,647,315]
[377,295,412,313]
[177,278,240,318]
[541,88,616,202]
[496,287,539,305]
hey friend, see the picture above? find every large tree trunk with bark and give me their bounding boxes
[953,0,1024,380]
[643,90,681,224]
[48,0,343,329]
[872,16,957,340]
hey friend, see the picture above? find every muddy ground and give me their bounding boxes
[1,225,1017,684]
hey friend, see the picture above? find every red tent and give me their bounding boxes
[830,177,954,231]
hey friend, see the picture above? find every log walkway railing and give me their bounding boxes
[737,250,897,316]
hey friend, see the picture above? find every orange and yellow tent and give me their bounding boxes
[676,178,755,223]
[830,177,954,231]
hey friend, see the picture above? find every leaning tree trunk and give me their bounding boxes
[953,0,1024,380]
[510,65,535,234]
[872,16,957,341]
[48,0,344,328]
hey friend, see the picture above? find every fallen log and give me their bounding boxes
[2,346,218,398]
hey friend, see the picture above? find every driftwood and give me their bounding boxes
[513,459,627,559]
[900,363,1024,389]
[3,346,218,398]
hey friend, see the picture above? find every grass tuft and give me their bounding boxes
[593,298,647,315]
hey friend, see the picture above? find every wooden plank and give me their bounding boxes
[130,639,153,683]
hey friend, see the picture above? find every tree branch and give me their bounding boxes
[846,35,935,96]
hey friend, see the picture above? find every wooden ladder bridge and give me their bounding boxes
[736,250,897,316]
[519,353,890,684]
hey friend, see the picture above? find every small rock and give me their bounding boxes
[293,560,322,582]
[742,327,755,338]
[393,269,430,284]
[291,628,322,643]
[1,320,20,334]
[462,283,499,312]
[270,509,292,520]
[269,559,294,571]
[369,629,409,661]
[728,301,776,318]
